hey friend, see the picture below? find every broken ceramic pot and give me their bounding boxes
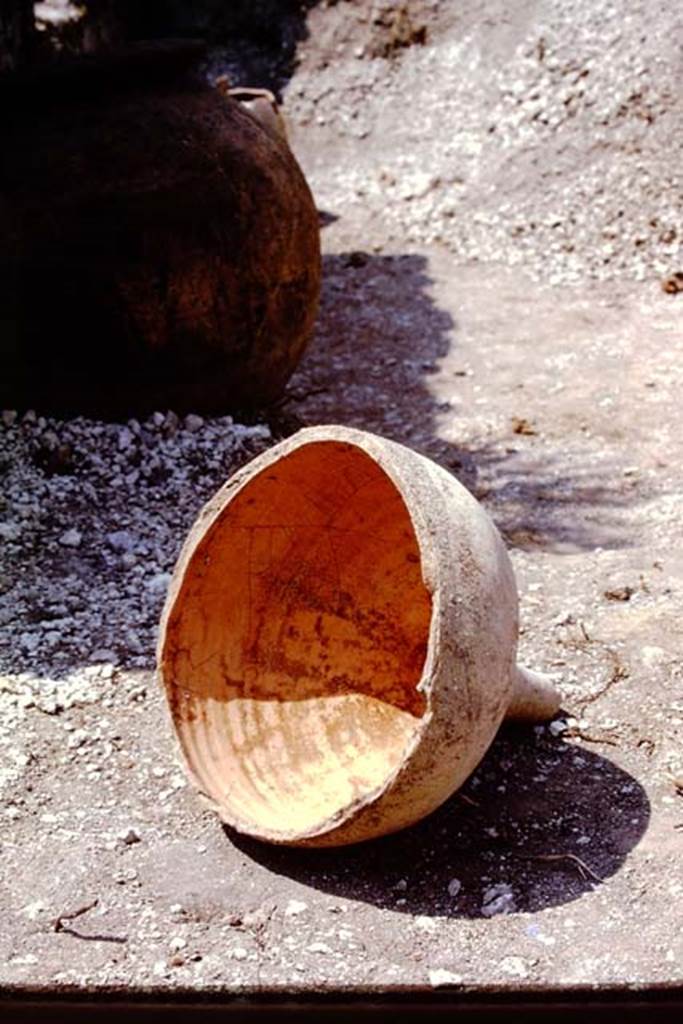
[158,425,560,846]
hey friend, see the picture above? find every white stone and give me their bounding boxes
[308,941,333,955]
[415,915,437,932]
[0,522,21,542]
[106,530,136,553]
[58,528,82,548]
[429,968,463,988]
[146,572,172,593]
[501,956,529,978]
[481,883,516,917]
[118,426,134,451]
[67,729,89,749]
[20,900,45,920]
[642,646,666,667]
[90,648,117,663]
[447,877,462,897]
[285,899,309,917]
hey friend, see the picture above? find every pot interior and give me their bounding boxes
[163,439,433,838]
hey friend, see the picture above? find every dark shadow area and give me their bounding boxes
[18,1,320,97]
[227,723,650,918]
[318,209,340,228]
[460,442,642,553]
[195,1,319,98]
[3,988,683,1022]
[281,251,468,469]
[284,252,649,552]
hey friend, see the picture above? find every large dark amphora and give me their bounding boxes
[0,41,321,416]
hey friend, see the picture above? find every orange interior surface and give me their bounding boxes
[164,440,433,835]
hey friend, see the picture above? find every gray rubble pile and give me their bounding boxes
[0,411,271,685]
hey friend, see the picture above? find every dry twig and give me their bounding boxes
[53,898,99,932]
[566,726,619,747]
[574,647,630,709]
[457,792,480,807]
[53,898,127,944]
[515,851,604,883]
[665,773,683,796]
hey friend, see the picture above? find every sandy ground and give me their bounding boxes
[1,0,682,1002]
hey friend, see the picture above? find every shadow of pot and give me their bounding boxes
[0,40,320,417]
[158,425,561,846]
[226,729,650,917]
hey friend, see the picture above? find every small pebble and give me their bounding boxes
[106,530,136,553]
[501,956,529,978]
[481,883,516,917]
[117,827,141,846]
[184,414,204,432]
[117,426,134,451]
[447,877,462,898]
[90,648,117,663]
[146,572,171,593]
[429,968,463,988]
[285,899,308,917]
[67,729,89,749]
[58,528,82,548]
[308,941,333,955]
[163,410,180,435]
[415,915,437,932]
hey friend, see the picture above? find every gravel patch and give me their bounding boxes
[0,410,271,785]
[287,0,682,285]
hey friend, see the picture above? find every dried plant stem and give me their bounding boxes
[516,852,604,883]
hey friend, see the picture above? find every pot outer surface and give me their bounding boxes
[0,47,321,417]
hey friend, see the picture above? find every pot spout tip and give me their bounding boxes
[506,665,562,722]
